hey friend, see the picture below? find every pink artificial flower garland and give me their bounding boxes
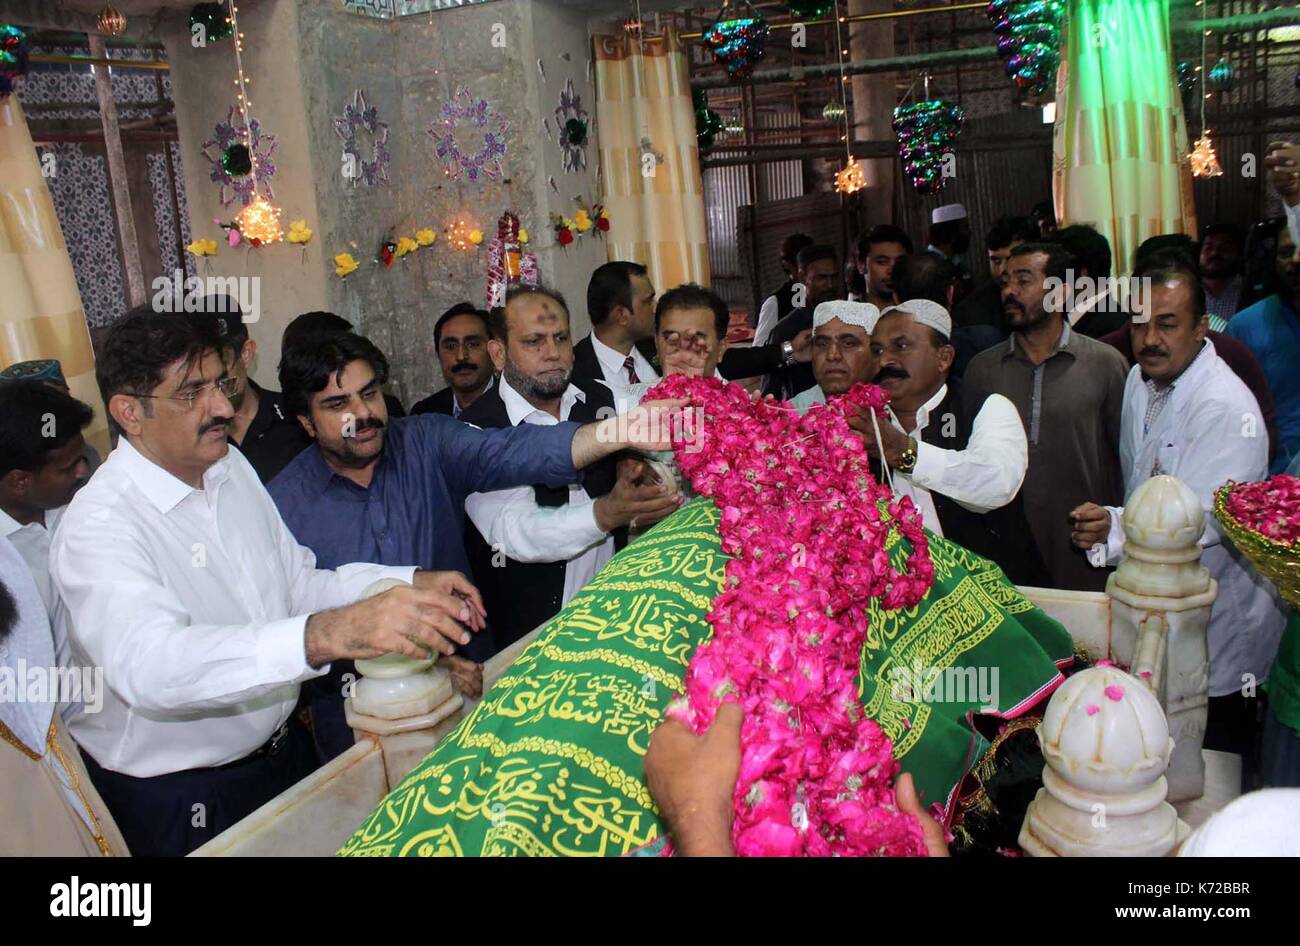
[648,375,936,857]
[1224,474,1300,546]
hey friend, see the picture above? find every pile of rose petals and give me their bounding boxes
[1225,474,1300,546]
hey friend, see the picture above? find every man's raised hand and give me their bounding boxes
[304,582,480,668]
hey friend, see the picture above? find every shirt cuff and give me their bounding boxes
[259,614,326,683]
[1103,505,1125,566]
[1286,201,1300,254]
[909,439,943,490]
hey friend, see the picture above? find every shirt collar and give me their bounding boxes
[0,507,21,539]
[890,383,948,432]
[452,377,494,418]
[498,373,586,425]
[1006,320,1072,358]
[590,333,634,375]
[0,505,63,538]
[114,436,231,514]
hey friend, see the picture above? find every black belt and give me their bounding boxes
[212,719,292,771]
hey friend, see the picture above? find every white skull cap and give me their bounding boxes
[881,299,953,339]
[812,300,881,333]
[931,203,967,224]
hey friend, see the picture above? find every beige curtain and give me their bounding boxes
[593,27,710,290]
[0,95,109,454]
[1052,0,1196,276]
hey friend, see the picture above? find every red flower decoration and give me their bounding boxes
[557,227,574,247]
[649,376,935,857]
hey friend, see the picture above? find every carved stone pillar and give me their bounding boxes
[1106,475,1215,802]
[344,580,465,787]
[1020,666,1184,857]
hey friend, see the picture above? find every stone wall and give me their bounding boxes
[163,0,606,407]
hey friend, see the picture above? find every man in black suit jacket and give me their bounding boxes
[410,303,496,417]
[572,263,812,403]
[461,285,681,650]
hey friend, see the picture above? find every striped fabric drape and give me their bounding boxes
[1052,0,1196,276]
[592,27,710,290]
[0,95,109,454]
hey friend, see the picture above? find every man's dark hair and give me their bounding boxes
[1051,225,1112,279]
[0,580,16,643]
[1031,200,1056,227]
[780,233,814,266]
[188,293,249,356]
[486,285,569,341]
[928,219,965,248]
[1134,234,1198,273]
[654,283,730,338]
[0,380,94,478]
[281,311,355,353]
[893,253,956,306]
[986,215,1040,250]
[96,305,219,410]
[796,243,838,272]
[1201,222,1246,247]
[587,261,648,326]
[1007,241,1076,283]
[433,303,489,348]
[857,224,914,260]
[1133,256,1207,321]
[279,330,391,419]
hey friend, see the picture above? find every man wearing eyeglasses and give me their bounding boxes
[410,303,495,418]
[189,296,310,483]
[49,307,683,856]
[789,301,881,415]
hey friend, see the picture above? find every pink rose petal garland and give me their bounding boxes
[1223,474,1300,546]
[647,375,936,857]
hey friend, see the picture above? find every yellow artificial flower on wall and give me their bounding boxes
[469,229,484,246]
[518,227,529,244]
[395,236,419,258]
[187,238,218,256]
[416,228,437,246]
[573,208,593,232]
[287,220,313,244]
[334,252,359,278]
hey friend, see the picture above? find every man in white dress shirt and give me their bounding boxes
[847,299,1048,585]
[1070,263,1285,764]
[462,287,681,649]
[0,381,94,677]
[48,310,503,856]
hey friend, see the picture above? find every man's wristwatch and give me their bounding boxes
[895,437,918,474]
[780,340,797,366]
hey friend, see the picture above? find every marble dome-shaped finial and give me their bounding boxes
[1121,475,1206,552]
[1039,666,1173,796]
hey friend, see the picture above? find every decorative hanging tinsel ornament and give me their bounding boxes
[222,143,252,177]
[189,3,233,44]
[97,4,127,36]
[835,156,867,194]
[0,23,31,97]
[704,1,769,80]
[1207,56,1234,92]
[427,87,509,182]
[334,88,391,187]
[892,99,964,194]
[986,0,1065,105]
[1176,61,1199,97]
[693,89,724,152]
[201,106,278,206]
[785,0,834,18]
[1189,132,1223,178]
[822,100,846,122]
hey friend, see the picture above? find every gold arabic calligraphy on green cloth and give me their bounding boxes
[337,498,1073,857]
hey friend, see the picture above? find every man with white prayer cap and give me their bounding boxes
[846,299,1048,584]
[928,204,973,301]
[790,300,881,415]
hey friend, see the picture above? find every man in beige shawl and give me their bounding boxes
[0,535,127,856]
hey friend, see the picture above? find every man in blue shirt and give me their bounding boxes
[1225,218,1300,473]
[269,321,681,760]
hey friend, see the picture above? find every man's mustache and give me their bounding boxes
[875,366,909,382]
[198,417,230,437]
[1138,346,1168,359]
[350,417,386,435]
[451,361,477,373]
[1003,299,1024,313]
